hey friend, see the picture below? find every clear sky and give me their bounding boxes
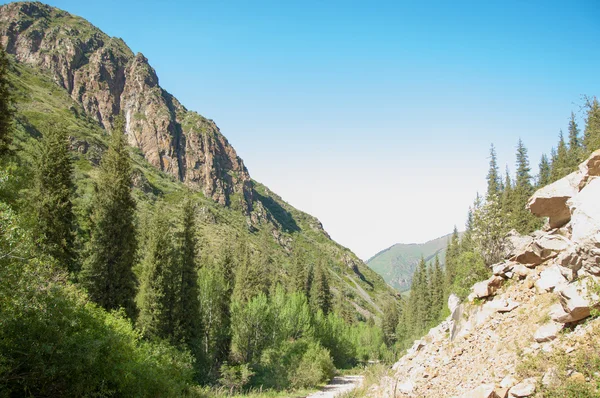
[9,0,600,259]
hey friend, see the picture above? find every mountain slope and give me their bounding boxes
[0,1,396,318]
[367,233,458,292]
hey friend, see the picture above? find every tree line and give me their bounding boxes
[388,98,600,351]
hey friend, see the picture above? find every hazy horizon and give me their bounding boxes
[8,0,600,260]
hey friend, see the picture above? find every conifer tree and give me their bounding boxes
[512,139,538,233]
[33,123,75,271]
[80,116,137,319]
[486,144,500,198]
[567,112,582,169]
[232,241,267,304]
[381,301,399,347]
[176,196,201,349]
[431,255,444,319]
[0,49,12,155]
[414,257,430,330]
[444,227,460,290]
[137,203,179,341]
[501,167,513,215]
[537,154,551,188]
[290,249,307,295]
[551,131,569,181]
[583,97,600,155]
[310,259,332,315]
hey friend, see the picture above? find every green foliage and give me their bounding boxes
[0,48,12,155]
[381,301,399,347]
[568,111,583,168]
[448,251,489,299]
[538,153,551,187]
[551,131,570,181]
[80,116,138,319]
[230,293,273,364]
[486,143,500,197]
[32,122,76,271]
[471,194,508,266]
[310,260,332,315]
[584,96,600,155]
[218,363,255,394]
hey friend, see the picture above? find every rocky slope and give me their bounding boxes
[368,150,600,397]
[0,1,252,210]
[367,233,458,292]
[0,1,397,319]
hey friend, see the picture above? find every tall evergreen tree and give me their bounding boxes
[80,116,137,319]
[176,196,201,349]
[381,301,399,347]
[583,97,600,155]
[486,144,500,198]
[501,167,513,216]
[431,255,444,319]
[537,154,551,188]
[551,131,569,181]
[32,123,75,271]
[137,203,178,341]
[512,139,538,233]
[310,259,332,315]
[444,226,460,291]
[232,241,268,304]
[567,112,582,169]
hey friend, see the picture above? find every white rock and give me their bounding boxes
[500,375,518,389]
[396,379,414,394]
[448,293,461,314]
[486,299,520,313]
[512,263,531,278]
[473,275,504,298]
[527,171,583,228]
[541,367,560,387]
[558,278,600,322]
[509,378,536,397]
[458,384,499,398]
[568,178,600,242]
[534,265,568,293]
[549,303,576,323]
[534,321,563,342]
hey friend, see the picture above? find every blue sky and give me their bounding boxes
[9,0,600,259]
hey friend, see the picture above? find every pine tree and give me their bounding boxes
[512,139,539,233]
[567,112,582,169]
[583,97,600,155]
[551,131,569,181]
[444,227,460,291]
[290,249,307,295]
[137,203,179,341]
[232,241,268,304]
[80,116,137,319]
[0,49,12,155]
[381,301,399,347]
[414,257,430,331]
[310,259,332,315]
[501,167,513,215]
[431,255,444,319]
[486,144,500,198]
[176,196,201,349]
[537,154,551,188]
[32,123,75,271]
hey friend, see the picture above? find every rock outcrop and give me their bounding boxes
[0,2,253,210]
[367,150,600,397]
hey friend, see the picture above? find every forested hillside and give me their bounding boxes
[390,97,600,351]
[367,233,459,292]
[0,2,399,396]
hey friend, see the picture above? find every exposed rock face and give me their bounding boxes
[0,2,253,210]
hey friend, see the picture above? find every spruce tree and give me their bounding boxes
[0,49,12,155]
[232,241,267,304]
[537,154,551,188]
[551,131,569,181]
[33,123,75,271]
[444,227,460,290]
[290,249,308,297]
[381,301,399,347]
[486,144,500,198]
[177,196,201,349]
[583,97,600,155]
[567,112,582,169]
[137,202,178,341]
[431,255,444,319]
[80,116,137,319]
[512,139,538,233]
[310,259,332,315]
[501,167,513,215]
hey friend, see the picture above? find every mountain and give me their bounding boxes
[367,233,460,292]
[0,1,396,318]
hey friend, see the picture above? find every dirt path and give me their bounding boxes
[305,375,364,398]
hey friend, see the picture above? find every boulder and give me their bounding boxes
[473,275,505,298]
[549,303,577,323]
[448,293,461,315]
[534,265,568,293]
[504,230,534,259]
[512,263,531,278]
[509,378,536,397]
[527,171,583,228]
[557,279,600,322]
[577,149,600,190]
[500,375,518,389]
[493,261,515,276]
[486,299,520,313]
[536,234,572,252]
[568,178,600,242]
[534,321,563,342]
[557,239,600,277]
[459,384,502,398]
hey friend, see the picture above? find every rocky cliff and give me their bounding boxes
[0,1,253,210]
[367,150,600,397]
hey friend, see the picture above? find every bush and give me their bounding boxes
[290,341,335,389]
